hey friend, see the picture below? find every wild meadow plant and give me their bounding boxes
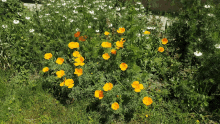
[1,0,220,122]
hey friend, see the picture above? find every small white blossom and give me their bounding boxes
[47,3,51,6]
[89,10,94,14]
[13,20,19,24]
[25,17,30,20]
[55,11,59,13]
[207,13,215,17]
[62,3,66,6]
[73,10,78,13]
[194,51,202,56]
[204,5,211,8]
[109,6,113,9]
[116,7,120,11]
[147,27,156,30]
[76,28,79,31]
[108,23,112,27]
[63,15,67,19]
[69,19,74,22]
[45,13,50,16]
[39,15,42,18]
[29,29,34,33]
[122,7,126,10]
[2,25,8,28]
[96,30,99,32]
[93,17,98,20]
[2,0,7,2]
[135,8,139,11]
[57,6,61,8]
[47,19,52,22]
[17,12,22,16]
[215,44,220,48]
[136,2,141,4]
[88,26,91,28]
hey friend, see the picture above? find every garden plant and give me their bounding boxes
[1,0,220,123]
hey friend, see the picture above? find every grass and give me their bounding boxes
[1,68,219,123]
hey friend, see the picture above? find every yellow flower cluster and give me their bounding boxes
[131,81,144,92]
[60,78,74,88]
[158,38,168,52]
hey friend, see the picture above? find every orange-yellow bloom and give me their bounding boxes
[116,41,124,49]
[102,53,110,60]
[74,68,83,76]
[120,63,128,71]
[104,31,110,35]
[144,31,150,35]
[72,51,81,58]
[74,31,80,37]
[74,57,85,66]
[103,83,113,91]
[142,97,153,106]
[117,27,125,34]
[111,49,116,55]
[44,53,52,60]
[79,36,86,41]
[56,70,65,78]
[68,42,79,49]
[134,84,144,92]
[111,102,119,110]
[65,79,74,88]
[162,38,168,45]
[56,57,64,65]
[94,90,104,99]
[101,42,112,48]
[42,67,49,72]
[131,81,140,88]
[158,47,164,52]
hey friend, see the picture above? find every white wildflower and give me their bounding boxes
[76,28,79,31]
[45,13,50,16]
[122,7,126,10]
[2,25,8,28]
[116,7,120,11]
[13,20,19,24]
[215,44,220,49]
[136,2,141,4]
[69,19,74,23]
[96,30,99,32]
[204,5,211,8]
[135,8,139,11]
[47,3,51,6]
[194,51,202,56]
[29,29,34,33]
[55,11,59,13]
[25,17,30,20]
[109,6,113,9]
[88,26,91,28]
[93,17,98,20]
[89,10,94,14]
[2,0,7,2]
[39,15,42,18]
[147,27,156,30]
[73,10,78,13]
[207,13,215,17]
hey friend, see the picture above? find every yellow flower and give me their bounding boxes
[117,27,125,34]
[101,42,112,48]
[111,49,116,55]
[131,81,144,92]
[42,67,49,72]
[60,82,64,86]
[104,31,110,35]
[56,70,65,78]
[74,57,84,63]
[94,90,104,99]
[120,63,128,71]
[146,115,148,117]
[72,51,81,58]
[144,31,150,35]
[44,53,52,60]
[162,38,168,45]
[134,84,144,92]
[111,102,119,110]
[56,57,64,65]
[116,41,124,49]
[131,81,140,88]
[74,68,83,76]
[120,38,126,42]
[64,79,74,88]
[103,83,113,91]
[196,120,199,123]
[142,97,153,106]
[68,42,79,49]
[102,53,110,60]
[74,63,85,66]
[158,47,164,52]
